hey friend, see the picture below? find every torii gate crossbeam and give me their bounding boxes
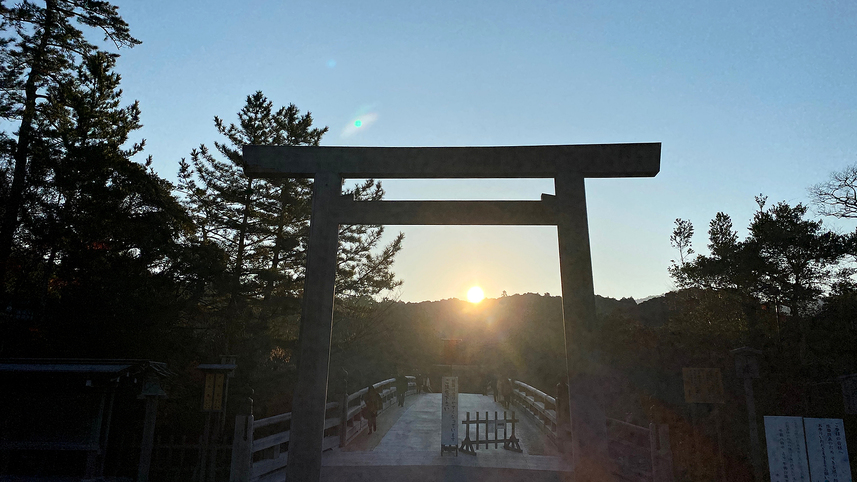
[242,143,661,482]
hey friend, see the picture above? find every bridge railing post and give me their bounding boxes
[339,392,348,448]
[229,414,253,482]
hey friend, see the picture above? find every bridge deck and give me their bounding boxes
[315,393,573,481]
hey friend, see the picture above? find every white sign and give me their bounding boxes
[804,418,852,482]
[441,376,458,446]
[764,416,810,482]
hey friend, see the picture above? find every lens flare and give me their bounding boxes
[342,111,378,138]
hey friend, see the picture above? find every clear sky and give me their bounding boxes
[107,0,857,302]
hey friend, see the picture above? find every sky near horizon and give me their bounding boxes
[106,0,857,302]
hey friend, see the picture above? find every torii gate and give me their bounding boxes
[243,143,661,482]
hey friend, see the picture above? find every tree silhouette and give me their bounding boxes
[0,0,139,297]
[177,92,404,406]
[671,196,848,359]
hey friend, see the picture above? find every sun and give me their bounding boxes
[466,286,485,304]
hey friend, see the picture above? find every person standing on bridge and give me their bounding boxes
[499,378,513,409]
[422,374,433,393]
[365,385,382,434]
[486,372,497,400]
[395,372,408,407]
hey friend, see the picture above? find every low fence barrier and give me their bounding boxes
[511,380,674,482]
[458,410,522,455]
[229,376,415,482]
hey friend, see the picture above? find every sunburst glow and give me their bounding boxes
[467,286,485,303]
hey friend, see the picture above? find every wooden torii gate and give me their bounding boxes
[243,143,661,482]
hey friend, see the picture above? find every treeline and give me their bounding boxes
[0,1,403,422]
[616,192,857,482]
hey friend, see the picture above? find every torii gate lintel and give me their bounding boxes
[242,143,661,482]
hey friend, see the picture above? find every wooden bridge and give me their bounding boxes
[229,378,674,482]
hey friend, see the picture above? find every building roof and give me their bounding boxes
[0,358,172,378]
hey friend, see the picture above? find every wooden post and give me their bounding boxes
[554,172,612,482]
[285,171,341,482]
[137,396,159,482]
[99,386,117,476]
[207,412,222,482]
[230,414,254,482]
[196,412,212,482]
[733,347,763,482]
[744,377,763,482]
[137,373,167,482]
[340,391,349,447]
[690,403,702,477]
[715,406,726,482]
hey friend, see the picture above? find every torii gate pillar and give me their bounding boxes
[243,143,661,482]
[555,172,611,480]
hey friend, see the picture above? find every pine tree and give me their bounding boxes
[0,0,139,296]
[0,50,217,360]
[178,92,404,406]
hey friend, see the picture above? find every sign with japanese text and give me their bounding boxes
[764,416,810,482]
[683,368,725,403]
[804,418,852,482]
[202,373,226,412]
[212,373,225,411]
[441,377,459,446]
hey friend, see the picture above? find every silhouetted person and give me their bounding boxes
[395,373,408,407]
[499,378,513,409]
[496,378,504,405]
[486,372,497,400]
[416,373,423,394]
[422,375,433,393]
[365,385,382,434]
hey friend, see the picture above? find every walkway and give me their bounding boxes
[319,393,573,482]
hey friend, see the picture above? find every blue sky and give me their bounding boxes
[108,0,857,302]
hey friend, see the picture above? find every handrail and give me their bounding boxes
[252,412,291,429]
[510,380,558,435]
[230,375,416,482]
[512,380,555,406]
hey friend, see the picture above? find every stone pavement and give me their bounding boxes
[317,393,573,482]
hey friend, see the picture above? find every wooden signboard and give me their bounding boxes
[202,373,226,412]
[441,377,459,447]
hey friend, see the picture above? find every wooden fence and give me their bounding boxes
[230,376,415,482]
[511,380,674,482]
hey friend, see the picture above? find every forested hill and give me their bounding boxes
[328,292,672,399]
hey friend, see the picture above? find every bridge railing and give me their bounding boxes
[230,376,416,482]
[511,379,674,482]
[510,380,558,437]
[339,376,417,446]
